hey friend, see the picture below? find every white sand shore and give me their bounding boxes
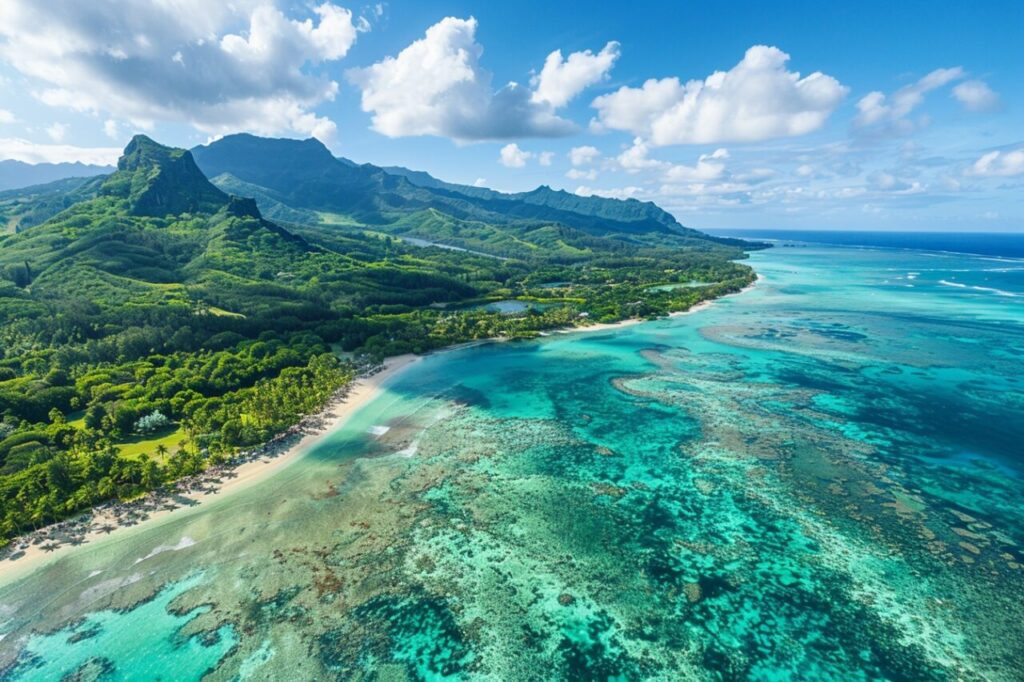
[0,354,422,584]
[669,275,763,318]
[565,274,764,333]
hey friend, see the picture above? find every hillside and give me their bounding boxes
[0,136,323,310]
[0,175,104,234]
[191,134,740,251]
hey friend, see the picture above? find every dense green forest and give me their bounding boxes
[0,134,758,545]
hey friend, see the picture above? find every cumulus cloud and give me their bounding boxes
[499,143,532,168]
[0,138,120,165]
[591,45,847,145]
[867,170,925,194]
[569,145,600,166]
[574,185,643,200]
[531,42,619,108]
[615,138,729,182]
[616,138,667,172]
[566,168,598,181]
[0,109,15,124]
[46,123,68,142]
[855,67,964,129]
[657,181,752,198]
[348,17,616,141]
[663,148,729,182]
[538,151,555,166]
[103,119,119,139]
[952,80,999,112]
[968,149,1024,177]
[0,1,364,143]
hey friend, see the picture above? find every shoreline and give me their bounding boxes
[669,275,762,317]
[0,274,763,584]
[564,274,763,333]
[0,354,422,584]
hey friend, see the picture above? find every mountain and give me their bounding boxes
[0,159,112,192]
[0,135,321,310]
[191,134,727,246]
[103,135,229,216]
[380,165,493,199]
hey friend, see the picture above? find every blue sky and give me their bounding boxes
[0,0,1021,231]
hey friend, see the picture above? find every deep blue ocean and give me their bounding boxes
[708,228,1024,258]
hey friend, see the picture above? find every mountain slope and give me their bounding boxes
[0,175,105,234]
[0,136,324,312]
[191,134,720,242]
[101,135,229,217]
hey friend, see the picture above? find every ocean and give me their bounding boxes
[707,228,1024,259]
[1,242,1022,679]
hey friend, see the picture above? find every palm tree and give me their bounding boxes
[155,443,169,460]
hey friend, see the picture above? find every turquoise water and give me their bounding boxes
[1,245,1023,680]
[646,281,709,292]
[455,299,552,314]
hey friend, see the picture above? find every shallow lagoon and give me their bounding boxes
[1,245,1022,680]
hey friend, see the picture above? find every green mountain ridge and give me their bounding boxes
[0,136,324,310]
[103,135,230,217]
[190,133,729,246]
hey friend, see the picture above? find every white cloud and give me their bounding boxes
[867,170,925,194]
[0,138,120,165]
[592,45,847,145]
[657,181,752,198]
[538,151,554,166]
[952,80,999,112]
[663,148,729,182]
[854,92,889,127]
[348,17,613,141]
[855,67,964,128]
[616,138,668,172]
[569,145,600,166]
[103,119,119,139]
[566,168,597,180]
[968,149,1024,177]
[0,1,362,143]
[531,41,619,108]
[574,185,643,199]
[615,138,729,182]
[0,109,15,124]
[472,177,487,187]
[499,143,532,168]
[46,123,68,142]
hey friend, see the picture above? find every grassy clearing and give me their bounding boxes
[207,306,245,318]
[64,412,184,462]
[115,426,186,462]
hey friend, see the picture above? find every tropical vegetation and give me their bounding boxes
[0,134,759,545]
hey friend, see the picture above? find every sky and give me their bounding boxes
[0,0,1021,232]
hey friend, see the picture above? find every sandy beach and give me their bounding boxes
[0,353,422,584]
[669,275,762,317]
[564,274,763,333]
